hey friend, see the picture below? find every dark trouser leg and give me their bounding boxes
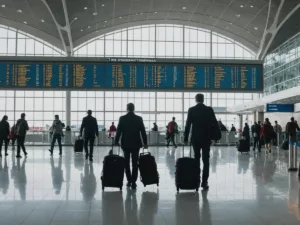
[258,138,262,152]
[167,138,170,146]
[193,143,201,169]
[202,147,210,183]
[19,136,26,154]
[57,135,62,154]
[123,150,132,183]
[89,138,95,158]
[253,138,257,150]
[84,138,89,155]
[17,136,21,156]
[50,135,57,152]
[4,139,9,154]
[0,139,3,155]
[131,149,140,183]
[12,137,15,146]
[171,135,177,147]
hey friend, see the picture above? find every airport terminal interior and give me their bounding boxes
[1,0,300,225]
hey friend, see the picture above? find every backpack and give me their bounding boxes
[53,120,64,134]
[16,120,27,136]
[168,121,178,134]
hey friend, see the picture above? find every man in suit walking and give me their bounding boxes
[80,110,99,161]
[184,94,218,190]
[115,103,147,189]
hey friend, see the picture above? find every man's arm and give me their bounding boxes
[184,108,192,143]
[297,123,300,131]
[95,118,99,137]
[80,118,85,136]
[114,117,123,144]
[25,121,29,131]
[140,117,147,146]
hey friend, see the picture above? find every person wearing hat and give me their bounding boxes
[152,122,158,132]
[15,113,29,158]
[80,110,99,161]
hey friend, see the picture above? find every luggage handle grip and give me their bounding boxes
[182,143,192,158]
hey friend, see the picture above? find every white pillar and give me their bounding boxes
[66,90,71,126]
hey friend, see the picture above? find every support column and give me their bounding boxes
[66,90,71,126]
[253,111,257,123]
[256,112,264,122]
[155,91,157,123]
[238,114,243,131]
[209,92,212,107]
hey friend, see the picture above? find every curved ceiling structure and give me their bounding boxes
[0,0,299,58]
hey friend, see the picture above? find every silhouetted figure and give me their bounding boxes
[15,113,29,158]
[13,158,27,200]
[49,115,65,156]
[115,103,147,190]
[0,157,9,195]
[80,110,99,161]
[167,117,178,148]
[0,115,10,157]
[152,123,158,132]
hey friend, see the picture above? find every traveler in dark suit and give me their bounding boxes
[15,113,29,158]
[80,110,99,161]
[0,115,10,157]
[115,103,147,190]
[184,94,218,190]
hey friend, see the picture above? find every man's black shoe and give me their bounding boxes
[85,154,89,160]
[201,182,209,190]
[5,153,8,156]
[16,155,22,158]
[48,149,53,156]
[89,157,93,162]
[126,182,131,187]
[131,183,137,190]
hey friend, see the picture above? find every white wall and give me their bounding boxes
[264,113,293,126]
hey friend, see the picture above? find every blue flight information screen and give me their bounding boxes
[0,60,263,91]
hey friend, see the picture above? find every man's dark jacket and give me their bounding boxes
[80,115,99,138]
[184,103,218,145]
[115,112,147,149]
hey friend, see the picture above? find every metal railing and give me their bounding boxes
[21,131,241,146]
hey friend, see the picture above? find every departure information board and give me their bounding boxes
[0,59,263,91]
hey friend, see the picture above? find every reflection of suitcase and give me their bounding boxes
[237,140,250,153]
[139,149,159,187]
[101,146,125,191]
[74,138,84,153]
[175,147,200,192]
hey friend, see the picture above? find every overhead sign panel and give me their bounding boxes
[0,58,263,91]
[266,104,294,112]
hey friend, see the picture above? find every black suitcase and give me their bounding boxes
[175,146,200,192]
[101,146,125,191]
[74,138,84,153]
[237,139,250,153]
[138,149,159,187]
[281,140,289,150]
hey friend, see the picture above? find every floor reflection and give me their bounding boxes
[80,162,96,202]
[0,157,9,195]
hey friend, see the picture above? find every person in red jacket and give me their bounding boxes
[109,122,116,138]
[261,118,274,154]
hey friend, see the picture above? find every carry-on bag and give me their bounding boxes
[101,145,125,191]
[281,140,289,150]
[237,139,250,153]
[175,146,200,192]
[138,148,159,187]
[74,137,84,153]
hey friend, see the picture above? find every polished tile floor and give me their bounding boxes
[0,145,299,225]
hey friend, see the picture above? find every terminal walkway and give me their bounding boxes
[0,146,299,225]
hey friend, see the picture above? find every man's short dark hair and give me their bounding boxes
[21,113,26,119]
[291,117,295,121]
[172,117,175,121]
[87,110,92,115]
[195,94,204,103]
[55,115,59,119]
[275,120,278,123]
[127,103,135,112]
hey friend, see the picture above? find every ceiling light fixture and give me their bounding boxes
[250,5,254,8]
[102,4,105,7]
[104,20,107,23]
[84,7,87,10]
[93,12,97,15]
[154,12,157,14]
[81,29,83,32]
[103,25,106,27]
[74,17,78,20]
[182,7,187,10]
[254,27,258,30]
[229,22,232,25]
[236,14,240,17]
[17,9,22,13]
[1,4,5,8]
[140,12,143,15]
[23,21,27,24]
[41,19,45,22]
[88,26,91,28]
[240,5,244,8]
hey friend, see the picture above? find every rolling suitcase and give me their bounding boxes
[138,148,159,187]
[101,145,125,191]
[281,140,289,150]
[237,139,250,153]
[74,137,84,153]
[175,146,200,192]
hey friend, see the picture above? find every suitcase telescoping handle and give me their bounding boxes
[182,144,192,158]
[140,147,150,156]
[111,137,120,155]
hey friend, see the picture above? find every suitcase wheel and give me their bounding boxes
[176,187,179,192]
[157,183,159,187]
[120,187,122,191]
[196,188,199,192]
[102,186,104,191]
